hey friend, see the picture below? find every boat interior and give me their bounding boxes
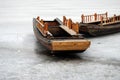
[35,16,82,39]
[44,20,72,37]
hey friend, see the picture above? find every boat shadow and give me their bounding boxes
[24,33,85,61]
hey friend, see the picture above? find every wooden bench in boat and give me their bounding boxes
[59,25,77,35]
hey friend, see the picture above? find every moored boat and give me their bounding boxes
[33,16,90,52]
[79,12,120,36]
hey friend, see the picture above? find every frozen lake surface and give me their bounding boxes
[0,0,120,80]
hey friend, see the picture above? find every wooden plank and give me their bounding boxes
[59,25,77,35]
[35,20,47,37]
[84,20,101,24]
[102,21,120,25]
[55,18,63,25]
[51,40,90,51]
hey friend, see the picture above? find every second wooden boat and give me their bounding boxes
[79,12,120,36]
[33,16,90,52]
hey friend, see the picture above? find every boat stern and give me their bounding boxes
[51,40,90,51]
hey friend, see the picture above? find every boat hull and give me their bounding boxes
[33,21,90,52]
[79,23,120,36]
[33,23,52,50]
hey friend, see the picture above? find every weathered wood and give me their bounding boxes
[81,12,108,23]
[44,23,48,34]
[72,22,79,34]
[52,40,90,51]
[37,16,40,20]
[62,16,79,34]
[33,17,91,52]
[36,19,46,36]
[60,25,77,35]
[63,16,66,25]
[101,15,120,25]
[79,13,120,36]
[100,16,103,24]
[81,14,84,23]
[41,19,44,24]
[94,13,97,21]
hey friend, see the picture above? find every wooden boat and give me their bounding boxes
[79,12,120,36]
[33,16,90,52]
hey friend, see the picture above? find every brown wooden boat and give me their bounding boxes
[79,12,120,36]
[33,16,90,52]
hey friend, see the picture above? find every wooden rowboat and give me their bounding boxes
[33,16,90,52]
[79,12,120,36]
